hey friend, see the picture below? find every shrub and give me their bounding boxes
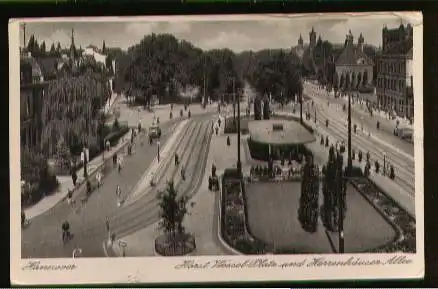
[21,148,59,206]
[113,117,120,130]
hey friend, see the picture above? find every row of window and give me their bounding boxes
[377,77,406,94]
[377,93,414,115]
[377,58,406,75]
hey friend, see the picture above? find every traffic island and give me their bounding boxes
[155,233,196,256]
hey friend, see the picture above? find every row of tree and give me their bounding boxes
[298,146,347,233]
[116,34,244,107]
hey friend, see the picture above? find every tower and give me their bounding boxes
[298,34,303,47]
[358,33,364,52]
[309,27,316,48]
[70,28,76,61]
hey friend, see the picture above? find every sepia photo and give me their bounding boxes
[10,12,424,285]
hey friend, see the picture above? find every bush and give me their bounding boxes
[349,166,364,177]
[21,148,59,206]
[105,125,129,147]
[113,118,120,130]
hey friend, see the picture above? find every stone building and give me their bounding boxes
[375,24,414,120]
[20,54,48,149]
[334,31,374,94]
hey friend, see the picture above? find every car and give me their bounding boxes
[148,124,161,139]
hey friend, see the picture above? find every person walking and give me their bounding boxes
[96,170,103,188]
[117,156,123,174]
[181,165,186,181]
[174,153,179,166]
[116,185,122,207]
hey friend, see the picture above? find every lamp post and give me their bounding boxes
[236,79,242,175]
[383,152,387,176]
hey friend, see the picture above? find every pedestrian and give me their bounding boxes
[86,180,92,198]
[117,156,123,174]
[181,165,186,181]
[67,189,73,205]
[106,140,110,152]
[116,185,122,207]
[72,170,77,187]
[105,216,111,237]
[72,247,82,258]
[175,153,179,165]
[96,170,102,188]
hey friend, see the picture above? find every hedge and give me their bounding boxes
[247,138,313,162]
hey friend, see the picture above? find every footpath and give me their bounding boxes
[108,115,238,257]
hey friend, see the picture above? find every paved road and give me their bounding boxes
[21,113,214,258]
[303,82,414,156]
[303,98,414,195]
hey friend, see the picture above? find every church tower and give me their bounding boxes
[309,27,316,48]
[298,34,303,48]
[69,28,77,64]
[358,33,364,52]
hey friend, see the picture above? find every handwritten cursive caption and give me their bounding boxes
[22,261,77,271]
[175,255,413,270]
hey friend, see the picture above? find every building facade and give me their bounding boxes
[375,24,414,120]
[334,31,374,93]
[20,54,48,150]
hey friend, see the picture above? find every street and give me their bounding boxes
[22,111,215,258]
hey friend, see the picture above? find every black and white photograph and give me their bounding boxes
[10,12,423,285]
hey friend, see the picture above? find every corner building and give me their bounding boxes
[376,24,414,120]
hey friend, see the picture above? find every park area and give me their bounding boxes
[245,181,397,253]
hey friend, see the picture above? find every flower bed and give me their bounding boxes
[350,177,416,253]
[220,169,269,254]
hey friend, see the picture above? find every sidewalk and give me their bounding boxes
[24,131,130,220]
[305,125,415,218]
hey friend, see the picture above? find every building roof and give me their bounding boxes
[248,120,316,145]
[36,57,60,79]
[335,45,374,66]
[384,38,413,56]
[20,56,43,79]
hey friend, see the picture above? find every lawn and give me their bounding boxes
[245,181,397,253]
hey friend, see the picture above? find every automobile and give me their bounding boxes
[148,124,161,139]
[394,127,413,140]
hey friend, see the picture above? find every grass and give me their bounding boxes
[245,181,397,253]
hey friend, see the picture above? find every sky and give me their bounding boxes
[19,14,414,53]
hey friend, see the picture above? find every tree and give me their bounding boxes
[56,42,62,55]
[263,97,270,120]
[320,146,346,232]
[40,41,46,55]
[55,136,72,173]
[102,40,106,54]
[298,156,320,233]
[254,95,262,120]
[158,181,189,241]
[49,43,56,56]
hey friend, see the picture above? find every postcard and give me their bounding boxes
[10,12,424,285]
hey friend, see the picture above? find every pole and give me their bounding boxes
[23,23,26,50]
[236,79,242,175]
[383,153,386,176]
[347,88,352,175]
[233,79,236,124]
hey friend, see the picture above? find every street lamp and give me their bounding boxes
[81,146,89,178]
[383,152,387,176]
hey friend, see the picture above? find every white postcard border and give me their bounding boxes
[9,12,424,285]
